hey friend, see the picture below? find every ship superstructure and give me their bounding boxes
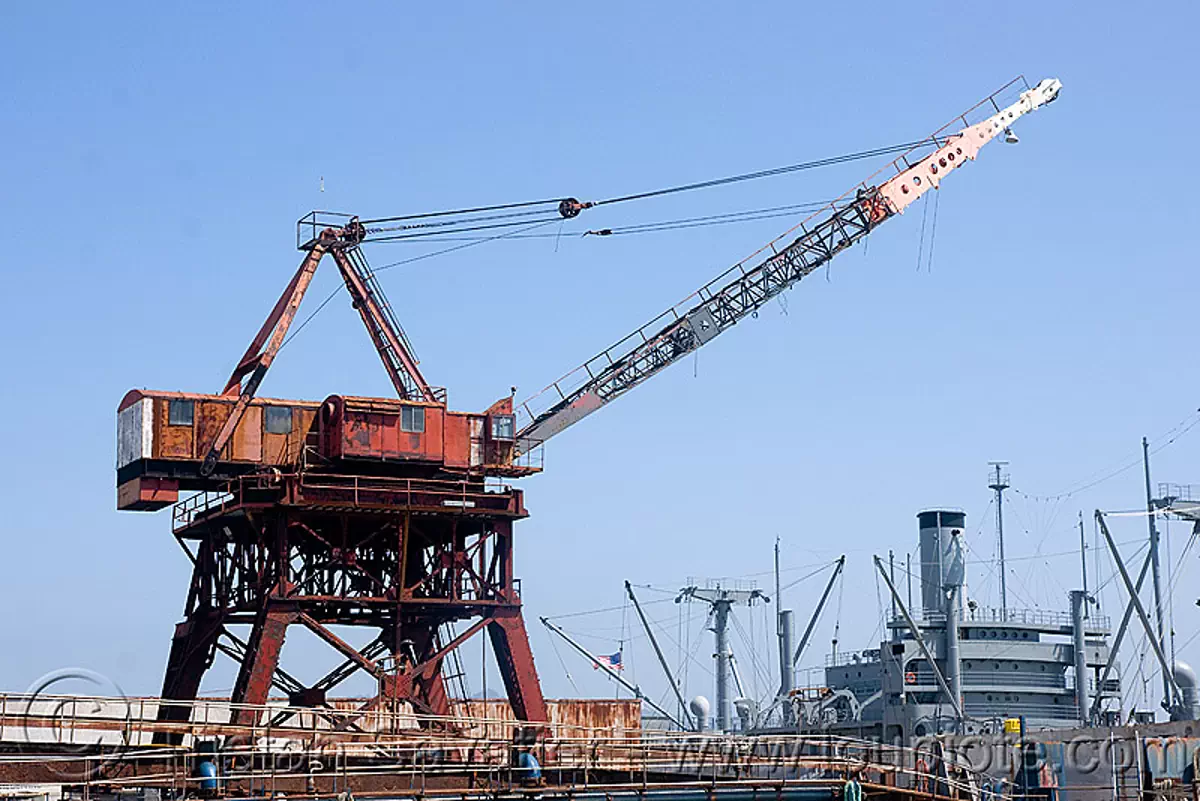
[801,510,1122,739]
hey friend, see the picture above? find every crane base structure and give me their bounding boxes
[154,471,546,743]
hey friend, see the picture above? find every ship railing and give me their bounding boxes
[825,649,882,667]
[890,606,1110,631]
[963,701,1082,721]
[1156,482,1200,504]
[962,673,1067,688]
[1066,674,1122,694]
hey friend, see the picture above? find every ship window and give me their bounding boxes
[168,399,194,426]
[265,406,293,434]
[491,414,515,441]
[401,405,426,433]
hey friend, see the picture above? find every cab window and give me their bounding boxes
[491,414,515,440]
[168,399,194,426]
[265,406,293,434]
[401,406,425,433]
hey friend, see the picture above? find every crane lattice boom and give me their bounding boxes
[513,77,1061,452]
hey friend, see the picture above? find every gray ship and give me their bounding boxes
[805,509,1122,740]
[788,507,1200,741]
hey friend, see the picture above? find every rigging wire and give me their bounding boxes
[590,139,937,207]
[547,631,581,695]
[362,196,569,225]
[831,566,845,661]
[366,213,565,243]
[356,139,937,243]
[730,613,770,701]
[1012,408,1200,502]
[277,218,561,353]
[280,137,937,349]
[777,562,835,595]
[915,193,929,273]
[925,187,941,273]
[583,201,845,238]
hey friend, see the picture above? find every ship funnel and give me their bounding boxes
[918,510,967,616]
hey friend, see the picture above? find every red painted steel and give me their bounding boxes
[152,471,546,744]
[127,219,548,744]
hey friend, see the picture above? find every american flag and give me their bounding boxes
[593,651,623,671]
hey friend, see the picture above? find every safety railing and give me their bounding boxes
[172,489,235,531]
[1158,483,1198,503]
[294,472,515,512]
[826,649,883,668]
[0,692,997,800]
[893,606,1111,631]
[173,473,519,531]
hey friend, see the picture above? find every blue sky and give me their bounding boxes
[2,2,1198,717]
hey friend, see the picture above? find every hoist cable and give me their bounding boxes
[587,200,847,237]
[283,137,940,349]
[590,139,939,207]
[361,197,565,225]
[365,206,557,236]
[358,137,939,243]
[369,199,845,243]
[366,214,565,243]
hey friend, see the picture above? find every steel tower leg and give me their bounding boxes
[154,612,224,745]
[230,602,296,725]
[387,620,453,717]
[488,611,548,722]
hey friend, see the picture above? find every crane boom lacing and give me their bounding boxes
[514,76,1062,452]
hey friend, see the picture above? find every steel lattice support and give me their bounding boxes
[153,474,546,745]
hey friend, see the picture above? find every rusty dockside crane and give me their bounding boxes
[116,76,1061,740]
